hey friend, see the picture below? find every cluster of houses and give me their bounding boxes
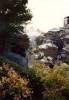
[32,16,69,65]
[7,16,69,67]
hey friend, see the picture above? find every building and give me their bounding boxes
[39,42,58,57]
[64,16,69,28]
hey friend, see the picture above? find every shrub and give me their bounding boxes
[0,57,69,100]
[0,63,32,100]
[22,63,69,100]
[42,63,69,100]
[22,63,46,100]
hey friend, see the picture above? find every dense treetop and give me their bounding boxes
[0,0,32,24]
[0,0,32,54]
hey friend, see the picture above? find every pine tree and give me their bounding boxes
[0,0,32,54]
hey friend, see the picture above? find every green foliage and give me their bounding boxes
[42,63,69,100]
[22,64,46,100]
[0,0,32,54]
[1,57,69,100]
[0,0,32,24]
[22,63,69,100]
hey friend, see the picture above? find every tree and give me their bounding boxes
[0,0,32,25]
[0,0,32,54]
[36,36,44,46]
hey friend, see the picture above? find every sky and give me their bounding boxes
[27,0,69,36]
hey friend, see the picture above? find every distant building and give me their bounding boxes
[64,16,69,28]
[35,16,69,64]
[63,45,69,64]
[63,34,69,46]
[39,42,58,57]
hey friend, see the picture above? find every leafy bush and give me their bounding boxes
[22,63,69,100]
[0,63,32,100]
[0,57,69,100]
[42,63,69,100]
[22,63,46,100]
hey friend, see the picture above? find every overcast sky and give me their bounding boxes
[27,0,69,36]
